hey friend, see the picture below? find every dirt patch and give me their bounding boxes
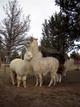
[0,69,80,107]
[0,81,80,107]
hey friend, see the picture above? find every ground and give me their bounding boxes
[0,66,80,107]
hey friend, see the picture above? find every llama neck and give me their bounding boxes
[29,39,42,59]
[29,41,39,54]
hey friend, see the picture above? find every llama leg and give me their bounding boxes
[23,81,26,88]
[56,74,62,83]
[17,75,21,87]
[22,76,27,88]
[17,80,21,87]
[48,73,56,87]
[10,71,15,85]
[39,74,42,87]
[63,69,67,77]
[58,74,62,83]
[48,79,53,87]
[35,75,38,86]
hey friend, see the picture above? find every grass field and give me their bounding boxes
[0,65,80,107]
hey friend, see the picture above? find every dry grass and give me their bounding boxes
[0,66,80,107]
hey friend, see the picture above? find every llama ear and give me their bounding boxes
[30,36,38,41]
[35,38,38,41]
[30,36,34,42]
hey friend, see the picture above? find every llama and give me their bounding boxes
[10,49,33,88]
[63,58,80,76]
[26,37,60,87]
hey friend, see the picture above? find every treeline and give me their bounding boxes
[0,0,80,63]
[41,0,80,58]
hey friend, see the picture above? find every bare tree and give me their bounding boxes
[0,0,30,63]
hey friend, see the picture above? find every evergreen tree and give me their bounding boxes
[55,0,80,41]
[41,12,73,55]
[41,0,80,57]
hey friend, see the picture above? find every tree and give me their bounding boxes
[41,0,80,58]
[0,35,5,62]
[0,0,30,62]
[11,51,20,61]
[55,0,80,43]
[0,36,3,54]
[41,19,50,48]
[41,12,74,55]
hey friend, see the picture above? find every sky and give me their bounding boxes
[0,0,60,43]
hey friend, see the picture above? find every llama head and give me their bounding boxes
[24,50,33,61]
[26,36,38,52]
